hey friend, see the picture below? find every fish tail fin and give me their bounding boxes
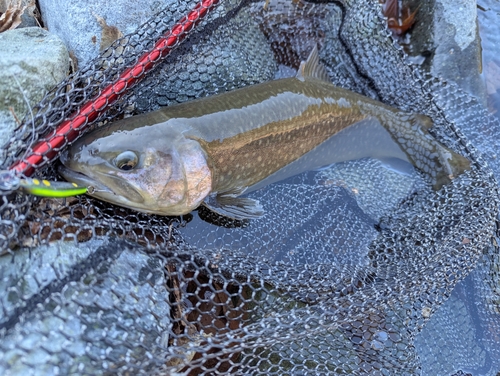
[433,147,471,190]
[414,115,471,189]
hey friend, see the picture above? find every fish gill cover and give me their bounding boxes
[0,0,499,375]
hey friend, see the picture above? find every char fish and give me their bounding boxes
[59,47,470,220]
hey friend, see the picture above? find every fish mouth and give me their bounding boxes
[58,165,114,196]
[58,165,146,205]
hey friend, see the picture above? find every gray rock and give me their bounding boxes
[18,0,39,28]
[432,0,485,101]
[37,0,176,66]
[0,27,69,146]
[0,238,171,375]
[415,285,487,376]
[407,0,486,102]
[407,2,500,374]
[19,10,38,29]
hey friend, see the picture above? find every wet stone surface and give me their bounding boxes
[405,0,485,102]
[37,0,180,66]
[0,239,171,375]
[0,27,68,146]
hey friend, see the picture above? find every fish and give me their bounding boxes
[59,46,471,220]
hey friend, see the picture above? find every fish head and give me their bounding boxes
[59,121,212,216]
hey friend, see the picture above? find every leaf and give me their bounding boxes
[92,12,123,52]
[0,0,25,33]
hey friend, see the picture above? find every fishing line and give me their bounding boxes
[12,74,36,167]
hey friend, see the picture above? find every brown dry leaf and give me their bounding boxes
[485,60,500,95]
[92,12,123,52]
[68,50,79,72]
[0,0,36,32]
[0,0,25,32]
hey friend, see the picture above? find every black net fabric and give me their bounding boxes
[1,0,500,374]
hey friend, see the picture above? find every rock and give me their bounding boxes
[406,0,486,102]
[37,0,177,67]
[415,283,487,375]
[478,0,500,115]
[37,0,276,112]
[0,27,69,146]
[0,239,171,375]
[19,3,39,29]
[432,0,485,100]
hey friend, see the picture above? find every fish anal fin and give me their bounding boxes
[296,45,331,83]
[202,188,264,220]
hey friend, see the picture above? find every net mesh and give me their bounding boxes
[1,0,500,374]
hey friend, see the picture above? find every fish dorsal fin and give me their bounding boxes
[296,45,331,82]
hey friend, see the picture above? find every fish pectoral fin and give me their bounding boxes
[202,189,264,220]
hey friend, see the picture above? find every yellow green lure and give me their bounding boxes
[19,178,88,198]
[0,170,88,198]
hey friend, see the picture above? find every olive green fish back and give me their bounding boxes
[192,79,367,191]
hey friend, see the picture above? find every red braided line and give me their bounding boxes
[11,0,220,176]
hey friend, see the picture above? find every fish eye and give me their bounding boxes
[114,151,138,171]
